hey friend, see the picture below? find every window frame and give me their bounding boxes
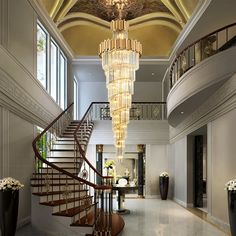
[36,20,67,109]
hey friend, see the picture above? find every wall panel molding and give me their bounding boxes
[0,0,9,47]
[170,74,236,142]
[1,107,10,177]
[0,45,62,127]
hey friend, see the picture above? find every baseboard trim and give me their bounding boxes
[145,195,160,199]
[207,214,230,233]
[173,197,187,207]
[173,198,230,234]
[17,216,31,229]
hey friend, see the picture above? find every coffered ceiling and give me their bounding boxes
[37,0,202,57]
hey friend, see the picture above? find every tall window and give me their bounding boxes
[50,41,58,102]
[60,54,66,110]
[74,78,78,120]
[37,24,47,88]
[36,21,67,109]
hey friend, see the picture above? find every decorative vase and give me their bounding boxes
[0,190,19,236]
[159,176,169,200]
[228,190,236,236]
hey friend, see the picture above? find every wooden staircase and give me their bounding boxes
[31,103,124,236]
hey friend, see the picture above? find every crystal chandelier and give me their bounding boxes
[99,0,142,159]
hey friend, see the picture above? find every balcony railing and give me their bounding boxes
[90,102,167,121]
[170,22,236,89]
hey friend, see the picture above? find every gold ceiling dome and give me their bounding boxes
[37,0,202,57]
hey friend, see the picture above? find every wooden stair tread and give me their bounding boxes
[31,177,75,181]
[32,172,78,175]
[38,167,77,169]
[32,189,87,196]
[53,203,96,217]
[96,213,125,236]
[41,195,92,206]
[31,182,83,187]
[50,149,75,151]
[71,210,99,227]
[51,161,81,164]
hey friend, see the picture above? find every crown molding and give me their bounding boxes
[168,0,212,62]
[0,45,62,128]
[72,56,169,65]
[161,0,212,84]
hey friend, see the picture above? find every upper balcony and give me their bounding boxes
[167,23,236,127]
[85,102,169,145]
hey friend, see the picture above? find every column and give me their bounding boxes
[137,144,145,198]
[96,144,103,185]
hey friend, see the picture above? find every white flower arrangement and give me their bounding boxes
[160,172,169,177]
[0,177,24,191]
[225,179,236,191]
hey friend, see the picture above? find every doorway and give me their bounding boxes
[193,131,207,212]
[187,126,207,212]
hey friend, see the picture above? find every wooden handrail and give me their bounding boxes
[33,103,74,145]
[170,22,236,77]
[74,102,113,180]
[92,102,167,104]
[73,101,166,181]
[32,103,111,190]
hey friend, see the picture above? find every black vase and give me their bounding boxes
[0,190,19,236]
[159,177,169,200]
[228,190,236,236]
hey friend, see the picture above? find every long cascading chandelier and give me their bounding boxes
[99,0,142,160]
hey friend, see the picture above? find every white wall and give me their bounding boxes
[78,82,108,117]
[145,144,169,197]
[0,107,35,227]
[0,0,73,229]
[78,81,163,118]
[133,82,162,102]
[170,136,188,206]
[207,108,236,228]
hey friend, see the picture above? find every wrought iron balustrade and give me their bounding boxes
[170,22,236,89]
[90,102,167,121]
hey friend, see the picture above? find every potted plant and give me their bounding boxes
[104,160,115,176]
[0,177,24,236]
[159,172,169,200]
[225,179,236,236]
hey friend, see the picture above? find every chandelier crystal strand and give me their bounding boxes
[99,3,142,160]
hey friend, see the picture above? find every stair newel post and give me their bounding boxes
[73,178,75,212]
[101,189,104,230]
[46,164,49,203]
[65,176,68,214]
[94,189,97,227]
[107,190,109,233]
[109,190,113,234]
[51,167,54,203]
[59,172,61,213]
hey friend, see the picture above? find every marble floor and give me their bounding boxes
[16,199,227,236]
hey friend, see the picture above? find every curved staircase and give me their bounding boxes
[31,103,124,236]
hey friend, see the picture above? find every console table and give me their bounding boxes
[112,185,138,214]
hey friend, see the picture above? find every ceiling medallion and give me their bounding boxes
[99,0,142,160]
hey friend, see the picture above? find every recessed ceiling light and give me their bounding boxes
[180,111,184,114]
[151,72,155,76]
